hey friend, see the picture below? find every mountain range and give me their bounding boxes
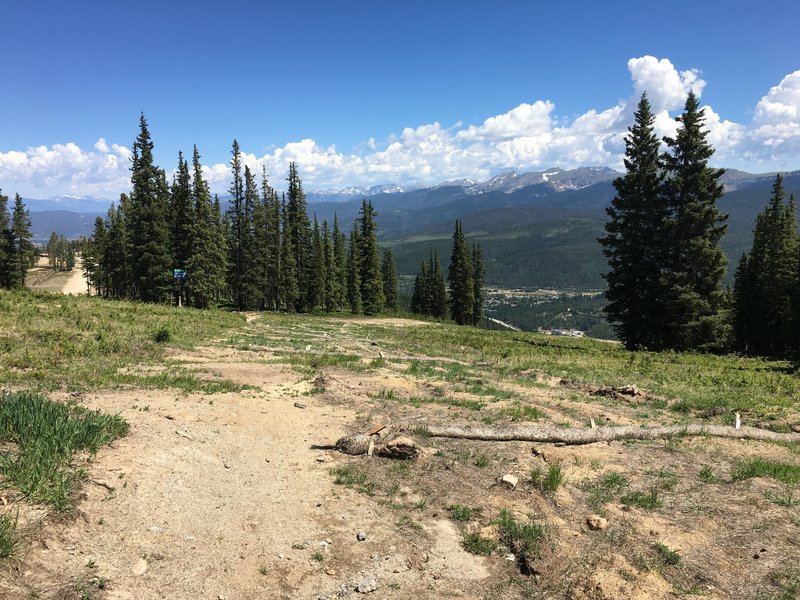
[25,167,800,290]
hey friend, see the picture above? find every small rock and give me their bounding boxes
[504,553,516,562]
[356,531,367,541]
[325,568,336,576]
[316,456,327,463]
[501,474,519,489]
[586,515,608,531]
[131,558,148,576]
[356,574,377,593]
[337,584,351,597]
[292,540,310,550]
[294,402,306,409]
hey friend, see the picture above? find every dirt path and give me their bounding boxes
[9,319,487,600]
[59,257,88,295]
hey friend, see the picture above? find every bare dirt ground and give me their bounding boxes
[27,257,88,295]
[1,315,798,599]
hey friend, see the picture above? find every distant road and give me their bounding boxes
[60,257,89,295]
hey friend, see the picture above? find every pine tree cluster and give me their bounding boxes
[733,174,800,356]
[45,233,77,272]
[0,191,35,289]
[411,220,485,326]
[84,115,399,314]
[600,92,729,352]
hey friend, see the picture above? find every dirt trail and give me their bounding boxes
[59,257,88,295]
[9,320,487,600]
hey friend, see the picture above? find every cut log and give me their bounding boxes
[400,423,800,445]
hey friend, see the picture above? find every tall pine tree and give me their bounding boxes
[659,91,729,352]
[128,114,173,302]
[600,93,667,350]
[358,200,384,315]
[448,220,474,325]
[187,146,227,308]
[733,174,799,355]
[381,248,399,311]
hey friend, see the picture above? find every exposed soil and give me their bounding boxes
[1,315,798,599]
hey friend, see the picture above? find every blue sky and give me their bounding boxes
[1,0,799,199]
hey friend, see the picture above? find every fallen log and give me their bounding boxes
[397,423,800,445]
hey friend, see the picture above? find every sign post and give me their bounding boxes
[173,269,187,307]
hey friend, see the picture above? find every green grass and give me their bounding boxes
[0,513,18,559]
[401,396,485,411]
[0,289,244,392]
[731,458,800,484]
[482,402,543,424]
[698,466,720,483]
[531,462,565,493]
[584,470,630,509]
[448,504,474,522]
[0,390,129,512]
[350,319,800,421]
[461,532,497,555]
[621,488,663,510]
[653,542,681,566]
[494,509,547,563]
[330,465,375,496]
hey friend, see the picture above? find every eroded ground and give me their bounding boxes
[1,314,798,599]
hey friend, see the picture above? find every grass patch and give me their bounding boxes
[0,289,243,392]
[401,396,485,411]
[0,390,128,511]
[731,458,800,484]
[482,402,543,424]
[531,462,565,493]
[353,318,800,422]
[621,488,662,510]
[764,489,799,507]
[448,504,474,522]
[494,509,546,564]
[584,470,630,509]
[330,464,375,496]
[0,513,18,559]
[698,465,719,483]
[462,532,497,555]
[653,542,681,566]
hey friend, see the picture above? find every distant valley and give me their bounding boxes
[27,166,800,294]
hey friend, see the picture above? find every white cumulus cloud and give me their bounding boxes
[2,57,800,200]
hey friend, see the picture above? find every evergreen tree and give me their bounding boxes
[128,114,173,302]
[0,191,14,289]
[471,242,485,325]
[187,146,228,308]
[309,216,325,311]
[286,163,313,311]
[170,152,194,273]
[105,199,132,299]
[86,216,108,296]
[347,226,362,314]
[733,174,799,355]
[660,92,729,351]
[11,194,34,288]
[381,248,399,311]
[279,195,299,310]
[226,139,247,310]
[242,165,264,308]
[333,215,347,311]
[448,220,474,325]
[410,259,431,316]
[600,93,668,349]
[322,221,336,312]
[358,200,384,315]
[262,168,281,311]
[430,251,448,319]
